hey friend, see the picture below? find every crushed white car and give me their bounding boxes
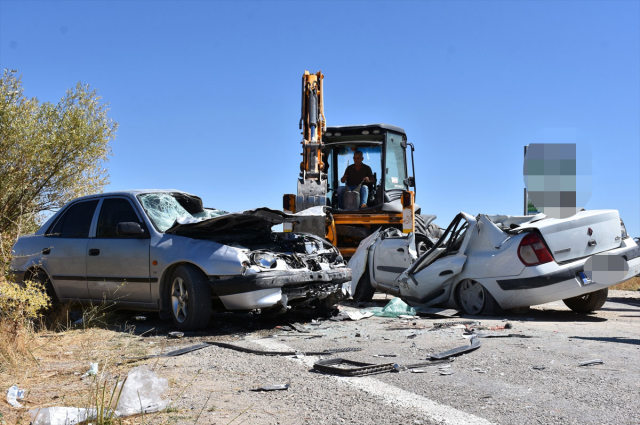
[349,210,640,314]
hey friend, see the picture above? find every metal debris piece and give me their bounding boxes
[313,358,397,376]
[252,383,290,392]
[134,316,147,321]
[432,320,479,329]
[430,336,481,360]
[532,366,546,370]
[373,354,397,358]
[168,332,184,339]
[417,308,460,318]
[125,343,210,360]
[476,333,533,339]
[398,315,419,320]
[579,359,604,366]
[472,367,487,373]
[411,369,428,373]
[439,370,454,375]
[208,341,361,356]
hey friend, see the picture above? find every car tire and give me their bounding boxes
[353,265,375,303]
[169,265,212,331]
[29,270,58,306]
[456,279,499,315]
[415,233,434,257]
[562,288,608,313]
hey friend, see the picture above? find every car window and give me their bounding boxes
[96,198,145,238]
[49,200,99,238]
[138,193,227,232]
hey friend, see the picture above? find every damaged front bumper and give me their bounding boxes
[208,268,352,310]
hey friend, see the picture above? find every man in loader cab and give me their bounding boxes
[337,150,374,209]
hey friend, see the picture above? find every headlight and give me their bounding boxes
[621,219,628,239]
[251,252,277,268]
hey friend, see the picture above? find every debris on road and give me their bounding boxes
[579,359,604,366]
[252,383,290,392]
[365,298,417,318]
[168,331,184,338]
[126,343,210,360]
[344,311,375,321]
[432,320,479,329]
[314,358,397,376]
[532,366,546,370]
[30,407,95,425]
[430,336,481,360]
[134,315,147,321]
[209,341,362,356]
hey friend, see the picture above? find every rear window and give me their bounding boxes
[49,200,99,238]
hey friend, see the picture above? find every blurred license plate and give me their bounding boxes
[578,271,592,285]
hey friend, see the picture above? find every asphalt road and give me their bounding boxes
[138,290,640,425]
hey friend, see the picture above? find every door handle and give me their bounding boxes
[439,270,453,276]
[397,248,405,253]
[88,249,100,256]
[42,248,50,255]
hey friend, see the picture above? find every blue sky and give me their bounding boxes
[1,0,639,236]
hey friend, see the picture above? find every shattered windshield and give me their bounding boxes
[138,193,227,232]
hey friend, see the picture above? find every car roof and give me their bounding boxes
[69,189,194,203]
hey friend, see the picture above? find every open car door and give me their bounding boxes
[370,230,417,287]
[398,213,476,306]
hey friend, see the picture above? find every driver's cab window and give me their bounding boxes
[336,145,382,202]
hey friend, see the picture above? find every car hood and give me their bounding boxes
[164,207,302,237]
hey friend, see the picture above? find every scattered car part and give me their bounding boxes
[208,341,361,356]
[579,359,604,366]
[168,332,184,338]
[313,358,397,376]
[125,343,211,360]
[475,333,533,339]
[430,337,481,360]
[432,320,479,329]
[252,383,290,392]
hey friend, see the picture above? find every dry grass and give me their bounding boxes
[611,276,640,291]
[0,326,152,424]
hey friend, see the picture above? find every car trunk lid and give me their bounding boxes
[523,210,622,263]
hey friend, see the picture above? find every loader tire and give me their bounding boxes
[562,288,608,313]
[353,266,375,303]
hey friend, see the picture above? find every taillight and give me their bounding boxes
[517,233,553,266]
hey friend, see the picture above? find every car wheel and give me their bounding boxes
[562,288,608,313]
[29,270,58,306]
[456,279,498,315]
[415,233,433,257]
[352,265,375,303]
[169,265,212,331]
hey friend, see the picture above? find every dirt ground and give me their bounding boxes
[1,289,639,424]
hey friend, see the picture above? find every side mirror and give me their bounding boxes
[404,176,415,187]
[116,222,144,236]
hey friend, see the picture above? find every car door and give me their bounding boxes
[43,200,99,300]
[399,214,475,303]
[371,232,416,286]
[86,197,152,303]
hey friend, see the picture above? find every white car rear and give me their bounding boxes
[349,210,640,314]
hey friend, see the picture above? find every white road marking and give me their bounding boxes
[254,338,495,425]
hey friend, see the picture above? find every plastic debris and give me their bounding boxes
[410,369,427,373]
[252,383,290,391]
[168,331,184,338]
[417,308,460,318]
[115,366,169,416]
[365,298,417,318]
[430,336,481,360]
[579,359,604,366]
[7,385,24,408]
[532,366,546,370]
[373,354,397,358]
[344,311,374,321]
[439,370,454,375]
[81,363,98,378]
[30,407,96,425]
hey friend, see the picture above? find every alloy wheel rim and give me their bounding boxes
[171,277,188,323]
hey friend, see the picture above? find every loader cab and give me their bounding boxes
[323,124,414,212]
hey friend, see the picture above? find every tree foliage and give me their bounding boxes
[0,70,117,267]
